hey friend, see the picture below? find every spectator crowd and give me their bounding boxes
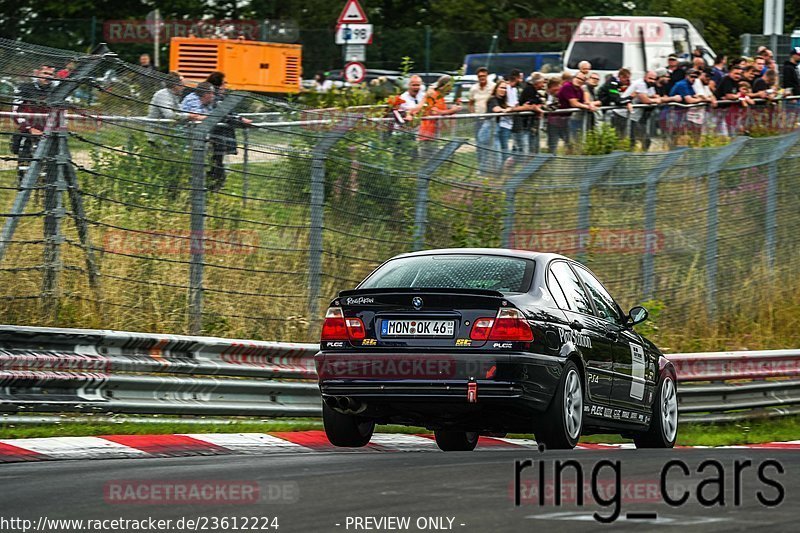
[385,45,800,171]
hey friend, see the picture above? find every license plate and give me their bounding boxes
[381,319,455,337]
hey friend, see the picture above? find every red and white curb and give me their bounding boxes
[1,432,798,464]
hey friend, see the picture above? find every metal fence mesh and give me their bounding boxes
[2,38,800,344]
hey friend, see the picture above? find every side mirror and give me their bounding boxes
[628,306,648,326]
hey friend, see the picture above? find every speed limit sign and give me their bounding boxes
[344,61,366,83]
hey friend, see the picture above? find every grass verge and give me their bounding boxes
[1,416,797,446]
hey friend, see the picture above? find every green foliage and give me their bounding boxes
[567,124,631,155]
[634,299,666,339]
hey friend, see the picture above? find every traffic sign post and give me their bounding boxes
[338,0,368,24]
[337,0,370,78]
[335,24,373,45]
[343,44,366,62]
[344,61,366,83]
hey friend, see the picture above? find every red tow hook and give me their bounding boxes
[467,381,478,403]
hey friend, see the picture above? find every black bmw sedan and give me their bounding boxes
[315,248,678,451]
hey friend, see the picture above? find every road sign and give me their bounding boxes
[338,0,368,24]
[335,23,373,44]
[344,61,366,83]
[344,44,366,62]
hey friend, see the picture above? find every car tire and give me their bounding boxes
[634,371,678,449]
[434,430,479,452]
[322,402,375,447]
[537,360,583,450]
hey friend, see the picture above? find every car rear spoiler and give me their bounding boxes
[338,287,505,298]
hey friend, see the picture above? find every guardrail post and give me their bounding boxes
[188,94,245,335]
[413,139,464,251]
[501,155,553,247]
[308,121,356,330]
[642,149,687,299]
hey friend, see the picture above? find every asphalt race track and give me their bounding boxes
[1,447,797,532]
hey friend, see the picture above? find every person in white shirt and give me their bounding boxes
[468,67,495,174]
[313,72,333,93]
[688,67,717,133]
[620,71,662,150]
[399,75,425,118]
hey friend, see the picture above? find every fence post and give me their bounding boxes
[41,116,66,320]
[187,94,245,335]
[501,155,553,247]
[702,137,748,317]
[241,127,250,207]
[308,122,355,330]
[642,149,687,299]
[413,140,464,251]
[575,152,624,263]
[761,131,800,268]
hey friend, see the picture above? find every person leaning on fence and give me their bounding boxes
[550,72,597,153]
[655,68,682,138]
[418,75,462,158]
[516,72,545,154]
[181,81,225,191]
[715,65,746,135]
[487,80,514,172]
[147,71,188,139]
[468,67,495,173]
[11,62,55,188]
[583,72,603,129]
[619,71,662,151]
[781,47,800,96]
[598,68,631,137]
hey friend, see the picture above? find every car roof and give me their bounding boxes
[389,248,568,264]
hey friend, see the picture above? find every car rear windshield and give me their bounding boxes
[566,42,623,71]
[359,255,534,293]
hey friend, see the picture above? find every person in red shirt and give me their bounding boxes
[549,73,597,153]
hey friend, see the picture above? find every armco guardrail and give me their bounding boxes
[0,325,320,417]
[1,326,798,423]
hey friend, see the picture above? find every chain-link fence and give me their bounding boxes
[1,38,800,344]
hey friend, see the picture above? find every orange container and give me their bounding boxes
[169,37,301,93]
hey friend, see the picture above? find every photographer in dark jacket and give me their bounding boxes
[204,71,252,192]
[781,47,800,95]
[12,62,55,187]
[598,68,632,136]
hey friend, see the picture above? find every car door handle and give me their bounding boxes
[605,329,619,341]
[570,320,583,331]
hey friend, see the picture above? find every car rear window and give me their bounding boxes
[566,42,623,71]
[359,255,534,293]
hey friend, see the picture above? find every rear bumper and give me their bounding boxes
[315,350,564,431]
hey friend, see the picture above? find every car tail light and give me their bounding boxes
[489,308,533,341]
[345,317,366,339]
[470,318,495,340]
[321,307,367,341]
[321,307,348,340]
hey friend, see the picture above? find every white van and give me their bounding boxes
[563,16,715,80]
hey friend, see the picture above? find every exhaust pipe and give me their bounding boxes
[324,396,340,409]
[339,397,362,412]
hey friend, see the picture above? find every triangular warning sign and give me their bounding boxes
[338,0,368,24]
